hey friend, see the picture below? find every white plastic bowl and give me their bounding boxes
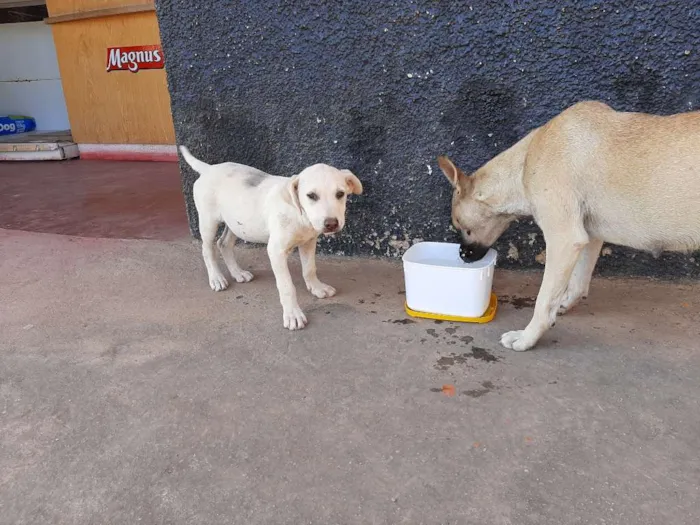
[402,242,498,318]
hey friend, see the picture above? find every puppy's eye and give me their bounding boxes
[307,192,319,201]
[336,191,345,199]
[466,230,471,236]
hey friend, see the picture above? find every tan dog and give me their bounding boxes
[438,101,700,351]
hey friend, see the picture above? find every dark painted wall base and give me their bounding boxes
[156,0,699,278]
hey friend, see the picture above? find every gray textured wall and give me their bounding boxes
[155,0,699,277]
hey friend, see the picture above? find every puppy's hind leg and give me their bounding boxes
[299,238,336,298]
[558,238,603,315]
[217,226,254,283]
[199,213,229,292]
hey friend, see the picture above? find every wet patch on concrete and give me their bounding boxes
[471,347,500,363]
[422,325,480,348]
[434,348,501,370]
[306,303,358,316]
[500,295,536,309]
[435,353,471,370]
[430,380,499,398]
[462,380,498,398]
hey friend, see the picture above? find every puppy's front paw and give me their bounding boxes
[307,281,336,299]
[283,306,308,330]
[232,270,254,283]
[500,330,536,352]
[209,273,229,292]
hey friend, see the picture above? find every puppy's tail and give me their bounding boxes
[179,146,210,176]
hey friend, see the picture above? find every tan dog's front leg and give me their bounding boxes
[267,241,307,330]
[558,238,603,314]
[299,238,336,299]
[501,234,588,351]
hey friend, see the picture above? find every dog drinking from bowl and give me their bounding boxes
[438,101,700,351]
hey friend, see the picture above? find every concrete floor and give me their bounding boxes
[0,159,188,240]
[2,227,700,524]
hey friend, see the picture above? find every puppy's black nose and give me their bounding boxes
[459,242,489,263]
[323,218,339,232]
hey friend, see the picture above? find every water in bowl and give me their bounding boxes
[414,256,466,268]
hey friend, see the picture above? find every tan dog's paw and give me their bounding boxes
[307,281,336,299]
[500,330,536,352]
[209,274,229,292]
[283,306,308,330]
[231,270,254,283]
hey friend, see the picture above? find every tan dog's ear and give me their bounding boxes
[288,175,302,212]
[437,155,469,193]
[343,170,363,195]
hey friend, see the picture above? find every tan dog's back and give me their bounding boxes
[525,102,700,253]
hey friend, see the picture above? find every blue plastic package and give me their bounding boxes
[0,115,36,136]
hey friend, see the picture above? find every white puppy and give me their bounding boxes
[180,146,363,330]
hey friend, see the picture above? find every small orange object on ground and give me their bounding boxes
[442,384,456,396]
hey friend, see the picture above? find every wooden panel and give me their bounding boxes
[50,11,175,144]
[0,1,44,7]
[46,0,152,17]
[45,4,155,24]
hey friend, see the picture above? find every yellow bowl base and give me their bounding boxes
[404,293,498,324]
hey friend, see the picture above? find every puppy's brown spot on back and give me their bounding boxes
[245,173,266,187]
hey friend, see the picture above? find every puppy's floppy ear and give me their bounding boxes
[343,170,363,195]
[437,155,470,193]
[287,175,302,212]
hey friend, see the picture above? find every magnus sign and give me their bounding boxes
[106,45,165,73]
